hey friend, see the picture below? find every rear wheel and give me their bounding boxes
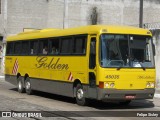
[76,84,88,106]
[17,76,25,93]
[25,77,33,95]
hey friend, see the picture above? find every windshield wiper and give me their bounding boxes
[133,60,146,70]
[138,61,146,71]
[117,65,123,70]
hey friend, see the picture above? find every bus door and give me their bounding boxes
[88,36,97,99]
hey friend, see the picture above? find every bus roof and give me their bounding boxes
[7,25,152,41]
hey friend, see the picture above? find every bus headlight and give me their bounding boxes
[110,83,115,88]
[150,83,155,88]
[146,82,150,88]
[105,83,109,88]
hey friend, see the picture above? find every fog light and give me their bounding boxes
[150,83,154,88]
[146,82,150,88]
[105,83,109,88]
[110,83,115,88]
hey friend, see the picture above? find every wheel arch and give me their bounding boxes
[17,73,21,79]
[24,74,29,81]
[73,79,82,97]
[73,79,81,88]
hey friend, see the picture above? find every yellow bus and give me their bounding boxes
[5,25,156,106]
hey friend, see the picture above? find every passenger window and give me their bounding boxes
[30,41,38,55]
[74,36,87,54]
[14,42,21,54]
[39,39,48,55]
[6,42,14,55]
[60,37,73,54]
[21,41,29,55]
[49,38,60,55]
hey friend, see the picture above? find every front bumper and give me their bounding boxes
[98,88,155,100]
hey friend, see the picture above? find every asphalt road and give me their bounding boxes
[0,77,160,120]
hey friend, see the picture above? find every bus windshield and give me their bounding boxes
[100,34,155,68]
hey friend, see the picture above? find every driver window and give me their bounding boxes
[89,37,96,69]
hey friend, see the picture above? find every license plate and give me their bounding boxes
[125,95,135,99]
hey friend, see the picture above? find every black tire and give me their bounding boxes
[75,84,88,106]
[119,100,131,105]
[25,77,33,95]
[17,76,25,93]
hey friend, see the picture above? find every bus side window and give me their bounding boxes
[31,49,33,54]
[30,41,38,55]
[39,39,48,55]
[74,36,87,54]
[14,42,21,54]
[6,42,14,55]
[43,46,48,54]
[60,37,74,54]
[49,38,59,55]
[21,41,29,55]
[89,37,96,69]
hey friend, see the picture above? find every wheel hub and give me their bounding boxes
[18,81,22,89]
[26,81,30,90]
[77,89,84,100]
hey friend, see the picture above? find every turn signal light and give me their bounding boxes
[99,82,104,88]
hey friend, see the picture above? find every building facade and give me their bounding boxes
[0,0,160,88]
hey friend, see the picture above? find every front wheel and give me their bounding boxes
[25,77,33,95]
[76,84,88,106]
